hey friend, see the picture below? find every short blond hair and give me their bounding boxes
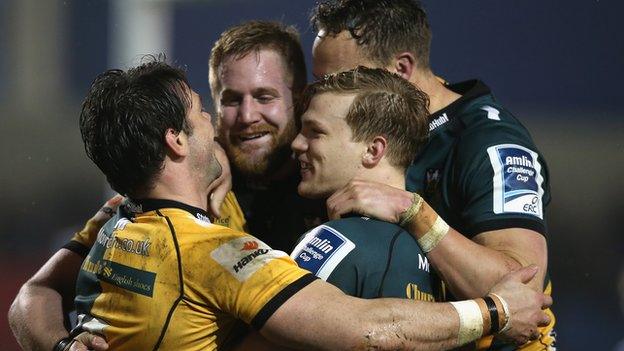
[303,67,429,169]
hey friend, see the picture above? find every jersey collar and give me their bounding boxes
[124,198,211,222]
[428,80,491,132]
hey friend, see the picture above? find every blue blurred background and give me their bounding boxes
[1,0,622,349]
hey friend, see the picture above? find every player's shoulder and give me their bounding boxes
[324,216,405,244]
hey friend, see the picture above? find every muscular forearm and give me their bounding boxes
[9,283,69,351]
[406,201,547,298]
[425,230,522,298]
[9,249,85,351]
[263,281,463,351]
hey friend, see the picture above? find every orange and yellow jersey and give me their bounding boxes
[73,198,315,351]
[65,191,246,257]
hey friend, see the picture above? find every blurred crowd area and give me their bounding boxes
[1,1,622,350]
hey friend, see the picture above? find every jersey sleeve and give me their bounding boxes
[191,228,316,330]
[63,215,108,257]
[290,224,359,295]
[451,106,551,237]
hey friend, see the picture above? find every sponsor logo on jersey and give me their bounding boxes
[241,241,259,251]
[211,236,288,282]
[405,283,435,302]
[195,212,211,224]
[290,225,355,281]
[429,113,450,131]
[82,256,156,297]
[95,227,151,257]
[418,253,430,273]
[487,144,544,218]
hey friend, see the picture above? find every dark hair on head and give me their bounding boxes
[209,21,307,100]
[312,0,431,69]
[79,55,192,197]
[302,66,429,169]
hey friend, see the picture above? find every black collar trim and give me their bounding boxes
[125,198,210,222]
[429,79,491,123]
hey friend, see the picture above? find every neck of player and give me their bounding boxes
[411,69,461,114]
[145,157,210,212]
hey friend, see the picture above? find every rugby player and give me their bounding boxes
[66,59,548,350]
[310,0,555,349]
[209,21,326,249]
[289,67,439,301]
[8,22,318,351]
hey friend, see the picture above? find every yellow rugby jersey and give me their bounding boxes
[73,199,315,351]
[66,191,246,257]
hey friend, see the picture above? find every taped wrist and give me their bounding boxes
[398,192,423,227]
[417,215,449,253]
[450,299,485,346]
[488,292,511,333]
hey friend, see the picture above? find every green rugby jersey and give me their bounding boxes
[408,80,550,237]
[291,216,439,301]
[408,80,556,350]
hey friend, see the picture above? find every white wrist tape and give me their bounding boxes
[417,215,449,253]
[488,292,511,333]
[449,300,484,346]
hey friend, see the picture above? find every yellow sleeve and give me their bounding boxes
[186,228,315,329]
[212,191,247,233]
[63,216,103,257]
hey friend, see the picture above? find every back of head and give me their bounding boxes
[79,57,191,197]
[302,66,430,169]
[312,0,431,70]
[209,21,307,101]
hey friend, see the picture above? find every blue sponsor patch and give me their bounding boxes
[487,144,544,218]
[290,225,355,280]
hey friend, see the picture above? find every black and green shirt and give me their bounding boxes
[408,80,550,238]
[291,216,438,301]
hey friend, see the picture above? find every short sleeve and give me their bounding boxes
[451,110,551,237]
[191,230,316,330]
[63,215,113,257]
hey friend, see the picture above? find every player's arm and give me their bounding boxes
[326,180,546,298]
[260,266,550,350]
[402,197,545,298]
[8,197,121,351]
[9,249,84,351]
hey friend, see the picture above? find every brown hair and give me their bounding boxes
[312,0,432,70]
[303,66,429,169]
[209,21,307,100]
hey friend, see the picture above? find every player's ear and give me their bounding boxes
[362,136,387,168]
[390,52,416,81]
[165,128,188,158]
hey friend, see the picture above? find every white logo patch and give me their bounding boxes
[481,106,501,120]
[211,237,287,282]
[290,225,355,281]
[487,144,544,218]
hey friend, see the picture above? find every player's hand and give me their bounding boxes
[326,179,413,222]
[65,332,109,351]
[489,265,552,345]
[79,195,124,237]
[207,142,232,218]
